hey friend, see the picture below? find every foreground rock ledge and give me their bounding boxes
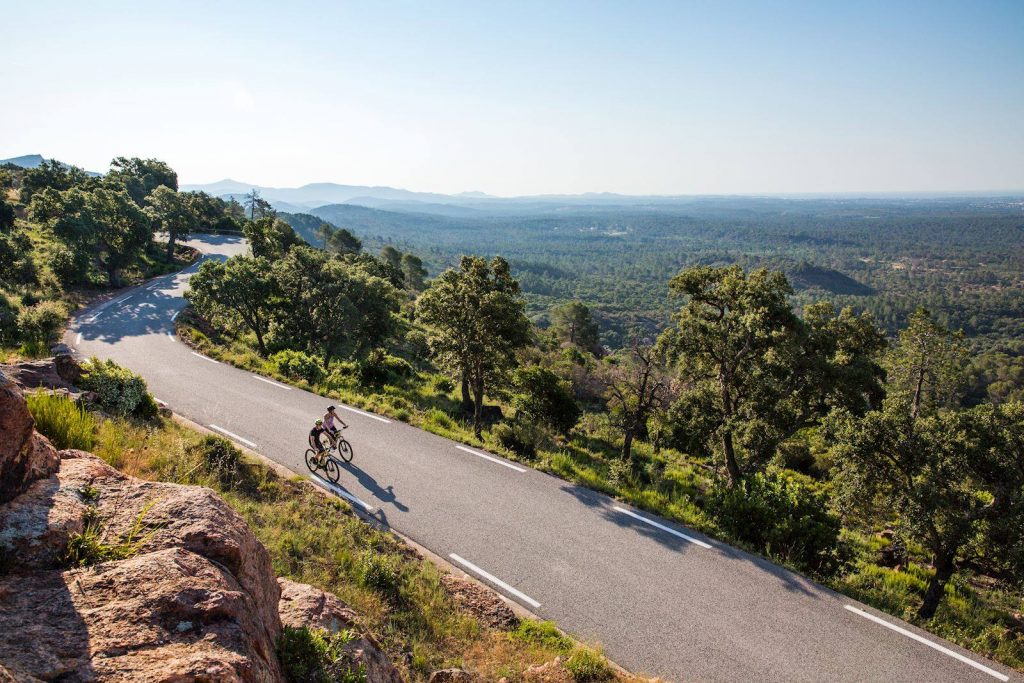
[0,370,401,682]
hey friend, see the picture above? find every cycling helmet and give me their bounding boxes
[315,419,323,426]
[327,405,336,412]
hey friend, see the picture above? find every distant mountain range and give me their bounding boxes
[0,154,102,177]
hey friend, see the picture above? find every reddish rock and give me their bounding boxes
[0,372,59,505]
[278,578,403,683]
[0,547,282,682]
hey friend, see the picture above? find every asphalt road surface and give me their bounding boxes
[66,234,1020,683]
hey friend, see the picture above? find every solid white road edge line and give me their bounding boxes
[171,310,180,321]
[75,333,81,345]
[455,445,527,473]
[167,333,176,341]
[449,553,541,609]
[311,478,376,513]
[337,404,391,424]
[208,424,258,449]
[843,605,1009,681]
[612,506,713,549]
[191,351,220,364]
[252,375,292,390]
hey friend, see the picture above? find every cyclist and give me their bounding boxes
[309,419,328,454]
[323,406,348,442]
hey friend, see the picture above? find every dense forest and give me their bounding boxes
[3,157,1023,672]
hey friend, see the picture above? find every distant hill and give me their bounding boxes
[1,154,101,177]
[787,261,875,295]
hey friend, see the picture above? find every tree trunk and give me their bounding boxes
[166,231,177,260]
[254,327,268,356]
[460,372,473,414]
[722,431,742,485]
[108,267,122,289]
[911,367,925,420]
[621,427,635,463]
[472,375,485,439]
[918,552,955,620]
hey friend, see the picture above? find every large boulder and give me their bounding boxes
[0,547,281,682]
[278,578,403,683]
[441,574,520,630]
[0,372,59,505]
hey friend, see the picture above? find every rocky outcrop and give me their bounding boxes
[278,578,403,683]
[0,371,59,506]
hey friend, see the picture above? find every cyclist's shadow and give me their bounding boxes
[340,461,409,512]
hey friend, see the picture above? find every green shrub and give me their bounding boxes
[710,468,841,573]
[277,626,363,683]
[17,300,66,347]
[79,357,153,418]
[0,293,19,346]
[192,435,242,484]
[508,620,574,653]
[356,551,400,599]
[26,392,95,450]
[270,349,325,384]
[565,647,613,682]
[430,375,455,394]
[511,365,581,435]
[50,245,91,285]
[357,348,413,386]
[424,408,454,430]
[493,421,544,458]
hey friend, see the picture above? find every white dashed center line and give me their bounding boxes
[844,605,1008,680]
[455,445,526,472]
[337,404,391,424]
[613,506,712,548]
[75,333,81,345]
[208,424,257,449]
[449,553,541,608]
[252,375,292,390]
[191,352,220,364]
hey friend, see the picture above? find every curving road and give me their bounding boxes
[66,234,1020,683]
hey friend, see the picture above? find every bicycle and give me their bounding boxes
[310,426,354,463]
[305,427,353,484]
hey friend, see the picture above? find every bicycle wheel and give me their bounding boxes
[337,438,354,463]
[304,449,321,473]
[324,457,341,483]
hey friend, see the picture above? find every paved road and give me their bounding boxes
[66,234,1020,683]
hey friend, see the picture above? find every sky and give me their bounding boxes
[3,1,1023,195]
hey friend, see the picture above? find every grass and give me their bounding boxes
[25,391,96,450]
[67,409,630,681]
[174,318,1024,674]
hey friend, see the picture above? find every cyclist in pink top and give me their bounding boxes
[323,405,348,440]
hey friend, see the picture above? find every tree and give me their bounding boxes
[19,159,92,204]
[827,400,1024,619]
[401,253,428,291]
[886,308,968,420]
[661,266,800,484]
[146,185,198,258]
[107,157,178,205]
[511,365,581,435]
[661,266,885,485]
[244,217,303,260]
[186,256,278,355]
[603,339,673,468]
[315,223,362,255]
[0,196,15,232]
[551,301,600,355]
[244,189,273,220]
[380,245,402,271]
[185,191,230,230]
[88,186,152,286]
[417,256,532,437]
[271,246,400,364]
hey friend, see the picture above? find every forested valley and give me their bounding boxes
[3,157,1023,672]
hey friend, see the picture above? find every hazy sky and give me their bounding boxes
[4,1,1023,195]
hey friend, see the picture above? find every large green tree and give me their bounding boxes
[886,307,968,420]
[107,157,178,205]
[271,247,400,363]
[146,185,198,258]
[19,159,92,204]
[417,256,532,437]
[603,339,673,467]
[401,253,428,292]
[244,217,304,260]
[661,265,884,484]
[827,400,1024,619]
[186,256,278,355]
[88,186,152,286]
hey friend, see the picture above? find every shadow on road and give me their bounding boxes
[341,460,409,513]
[560,482,820,598]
